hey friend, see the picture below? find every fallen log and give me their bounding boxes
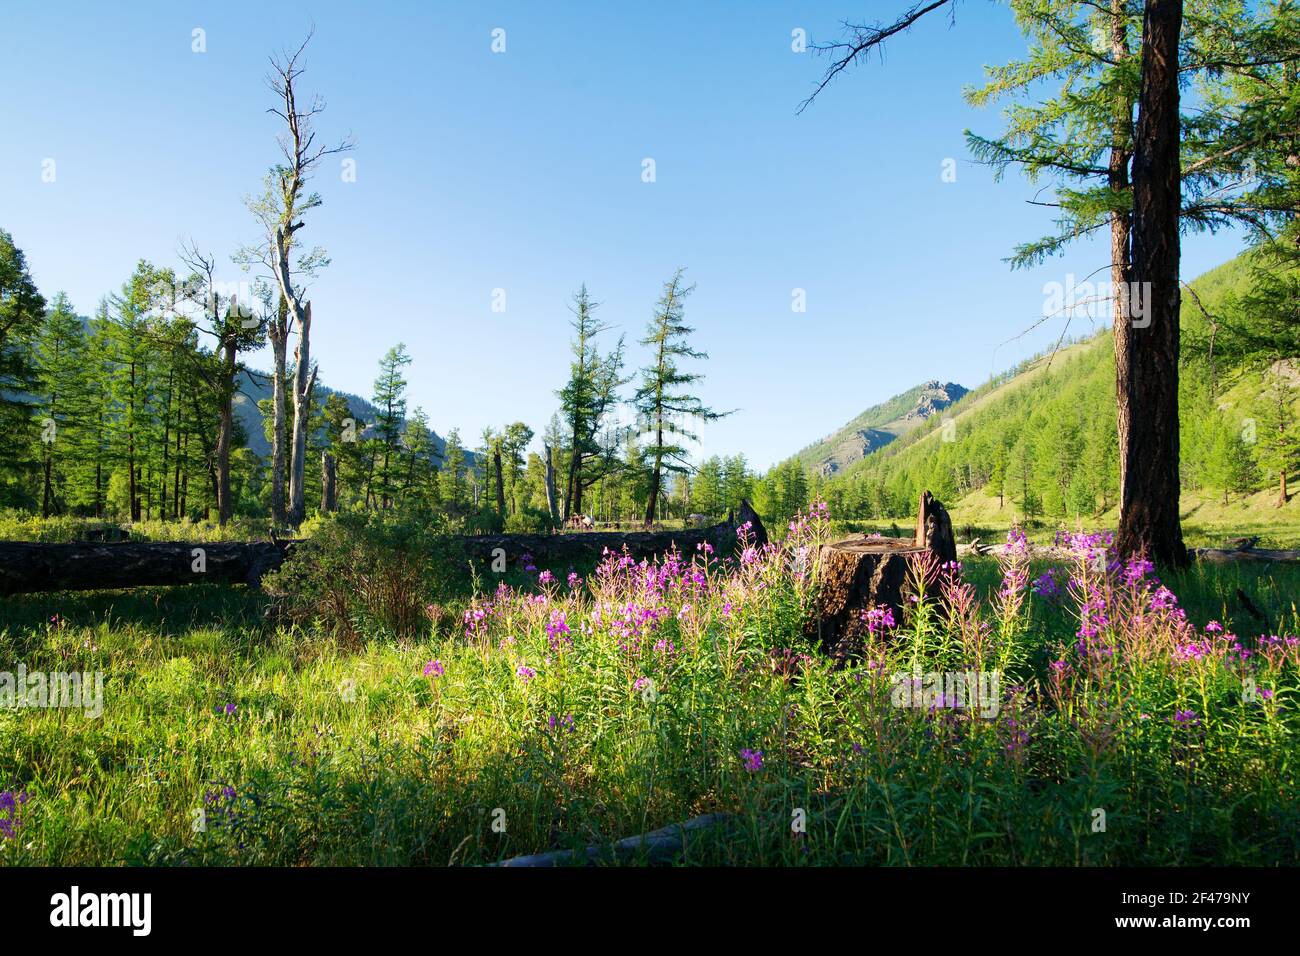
[455,499,767,569]
[0,540,295,595]
[808,490,954,662]
[1193,546,1300,564]
[492,813,730,867]
[0,500,770,595]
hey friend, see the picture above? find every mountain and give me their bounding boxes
[810,249,1300,546]
[232,369,462,463]
[794,380,969,477]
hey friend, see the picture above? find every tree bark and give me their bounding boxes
[1116,0,1187,568]
[916,490,957,564]
[807,538,922,662]
[215,337,237,526]
[543,442,559,523]
[288,302,314,526]
[269,296,289,527]
[810,490,955,661]
[493,444,507,516]
[321,451,337,512]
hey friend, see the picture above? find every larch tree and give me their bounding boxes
[369,343,411,509]
[32,292,89,516]
[557,285,626,519]
[801,0,1297,565]
[632,270,730,525]
[0,230,47,506]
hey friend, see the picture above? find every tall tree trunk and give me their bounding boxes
[643,426,663,525]
[543,442,559,523]
[1109,0,1136,545]
[1116,0,1187,568]
[40,455,52,520]
[215,337,237,525]
[564,434,580,520]
[288,303,314,526]
[270,297,289,527]
[159,367,172,521]
[172,401,184,518]
[128,361,139,522]
[94,414,103,518]
[321,451,337,512]
[493,444,507,517]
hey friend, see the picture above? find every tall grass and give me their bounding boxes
[0,507,1297,865]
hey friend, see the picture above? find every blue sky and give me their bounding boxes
[1,0,1247,470]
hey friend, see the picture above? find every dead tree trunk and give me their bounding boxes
[0,501,772,594]
[917,490,957,564]
[809,489,955,662]
[543,442,559,524]
[321,451,337,513]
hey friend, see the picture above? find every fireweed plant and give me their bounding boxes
[0,503,1297,865]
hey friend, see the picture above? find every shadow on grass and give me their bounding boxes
[0,584,269,638]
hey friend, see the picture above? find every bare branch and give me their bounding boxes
[797,0,955,114]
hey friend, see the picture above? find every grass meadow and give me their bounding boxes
[1,508,1298,866]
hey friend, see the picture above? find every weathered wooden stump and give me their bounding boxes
[808,489,956,661]
[807,537,925,661]
[916,490,957,564]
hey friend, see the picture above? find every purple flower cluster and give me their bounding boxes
[547,714,576,733]
[861,605,896,635]
[545,610,572,651]
[739,748,764,772]
[0,790,29,839]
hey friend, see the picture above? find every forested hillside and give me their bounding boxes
[798,251,1299,534]
[793,380,968,477]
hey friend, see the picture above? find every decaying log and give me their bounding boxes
[1193,546,1300,564]
[493,813,730,867]
[0,500,770,595]
[809,490,955,661]
[458,499,767,569]
[0,540,295,595]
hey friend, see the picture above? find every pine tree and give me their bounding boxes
[557,285,626,519]
[32,293,91,516]
[1253,366,1299,506]
[633,270,730,524]
[439,428,468,514]
[0,230,47,506]
[369,343,411,509]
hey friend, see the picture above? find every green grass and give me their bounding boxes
[872,487,1300,551]
[1,532,1298,866]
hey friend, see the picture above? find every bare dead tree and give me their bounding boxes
[244,28,354,527]
[177,242,265,525]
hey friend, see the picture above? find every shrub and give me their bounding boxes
[263,507,463,642]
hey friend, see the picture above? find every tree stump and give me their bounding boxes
[808,489,956,661]
[807,537,924,661]
[917,490,957,565]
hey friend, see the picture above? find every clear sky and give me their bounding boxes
[1,0,1248,470]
